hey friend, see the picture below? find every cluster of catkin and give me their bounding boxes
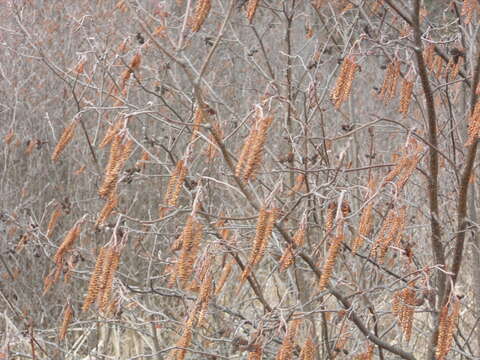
[371,206,406,264]
[241,207,277,283]
[170,216,203,287]
[279,217,306,271]
[392,282,416,341]
[436,297,461,360]
[169,261,213,360]
[97,133,133,226]
[160,159,188,217]
[383,139,423,190]
[465,100,480,146]
[276,318,301,360]
[82,245,122,315]
[331,55,358,109]
[236,114,274,182]
[98,133,134,199]
[379,59,401,103]
[191,0,211,32]
[51,120,77,161]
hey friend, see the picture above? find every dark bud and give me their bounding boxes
[136,32,145,44]
[205,37,214,46]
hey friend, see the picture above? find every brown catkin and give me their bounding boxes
[215,259,233,295]
[82,247,107,312]
[392,283,416,341]
[246,0,260,23]
[243,115,274,182]
[318,223,345,291]
[279,245,295,272]
[191,105,204,141]
[191,0,211,32]
[168,160,188,207]
[325,201,337,234]
[379,59,401,102]
[276,319,301,360]
[98,134,123,198]
[236,128,257,177]
[254,208,277,265]
[280,218,306,271]
[54,223,81,266]
[465,101,480,146]
[46,206,62,238]
[177,219,202,284]
[247,344,263,360]
[424,44,435,71]
[352,201,373,254]
[99,120,122,148]
[96,190,118,227]
[241,207,268,282]
[371,208,396,262]
[42,272,55,296]
[100,248,121,313]
[461,0,475,24]
[398,79,414,116]
[436,297,461,360]
[205,122,222,161]
[299,336,315,360]
[52,121,77,161]
[4,129,15,144]
[58,303,73,341]
[331,56,358,109]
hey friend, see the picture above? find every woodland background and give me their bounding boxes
[0,0,479,359]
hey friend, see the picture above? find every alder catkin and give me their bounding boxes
[46,206,62,238]
[58,303,73,341]
[318,225,345,291]
[82,247,107,312]
[246,0,260,23]
[243,115,274,182]
[191,0,211,32]
[398,79,414,116]
[276,319,301,360]
[52,121,77,161]
[54,222,81,266]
